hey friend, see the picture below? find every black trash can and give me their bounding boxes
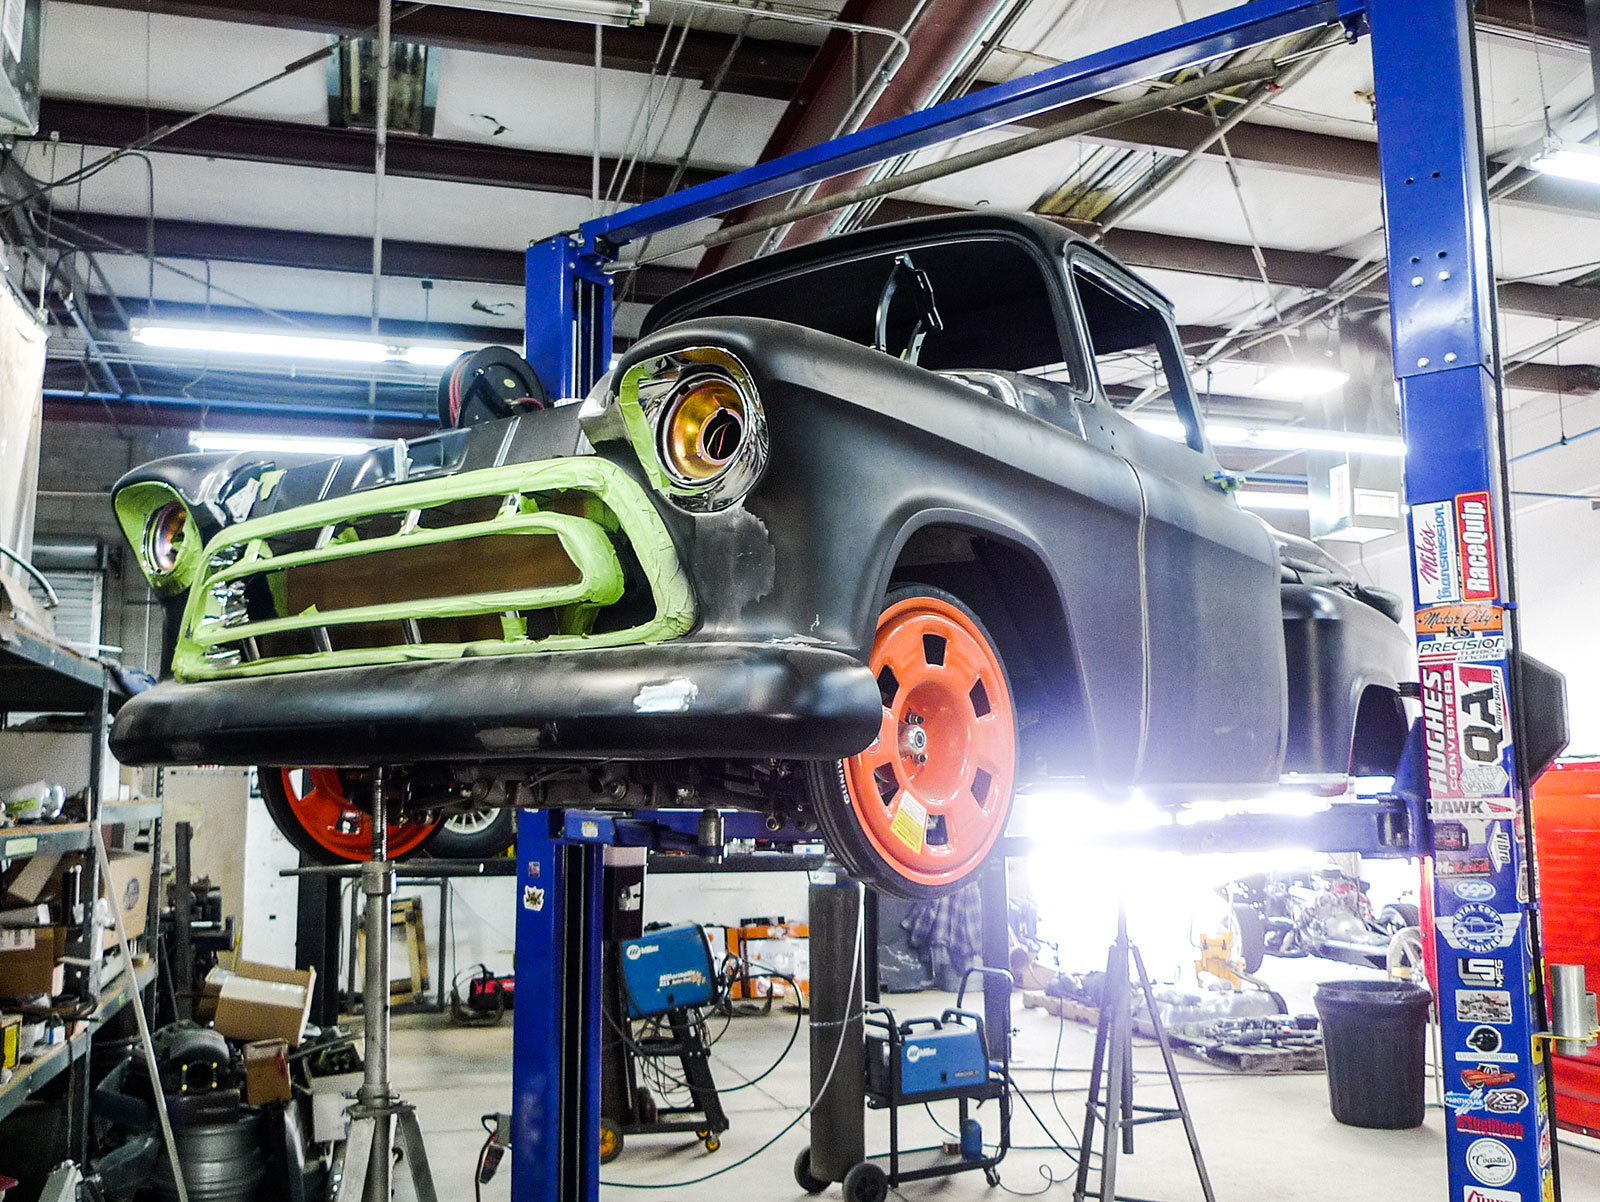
[1313,979,1433,1129]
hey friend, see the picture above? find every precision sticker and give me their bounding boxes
[1457,990,1513,1025]
[1465,1139,1517,1187]
[1413,499,1461,605]
[1420,633,1508,663]
[890,793,929,855]
[1439,904,1522,953]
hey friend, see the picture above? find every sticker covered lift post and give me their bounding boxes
[1370,1,1562,1199]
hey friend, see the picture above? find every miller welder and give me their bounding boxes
[601,923,730,1163]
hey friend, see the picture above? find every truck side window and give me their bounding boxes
[1070,264,1204,452]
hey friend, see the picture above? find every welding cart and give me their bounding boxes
[797,967,1012,1201]
[601,923,730,1163]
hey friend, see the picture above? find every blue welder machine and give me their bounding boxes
[604,923,729,1163]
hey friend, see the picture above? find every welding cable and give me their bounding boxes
[600,904,865,1189]
[708,965,804,1093]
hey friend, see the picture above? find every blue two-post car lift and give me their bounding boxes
[509,2,1565,1199]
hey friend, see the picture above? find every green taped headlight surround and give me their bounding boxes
[596,346,767,514]
[114,481,204,596]
[171,455,696,681]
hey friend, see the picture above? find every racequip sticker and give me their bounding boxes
[1457,491,1497,602]
[1421,661,1513,801]
[1413,499,1461,605]
[1457,989,1513,1025]
[1439,903,1522,953]
[1466,1139,1518,1187]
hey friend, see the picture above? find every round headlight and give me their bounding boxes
[143,502,189,576]
[658,377,747,484]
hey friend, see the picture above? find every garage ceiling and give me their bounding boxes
[12,0,1600,461]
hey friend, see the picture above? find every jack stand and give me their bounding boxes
[1072,906,1215,1202]
[332,769,440,1202]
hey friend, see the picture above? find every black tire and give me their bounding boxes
[843,1161,889,1202]
[805,585,1017,902]
[1231,904,1267,975]
[1381,902,1421,933]
[599,1118,623,1165]
[427,805,517,859]
[259,768,442,865]
[793,1147,828,1195]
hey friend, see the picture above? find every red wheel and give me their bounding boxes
[807,587,1017,899]
[259,768,441,864]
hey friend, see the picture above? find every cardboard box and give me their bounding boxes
[243,1039,292,1105]
[0,926,65,999]
[2,852,61,906]
[210,960,315,1047]
[309,1071,362,1143]
[1,1013,19,1069]
[100,850,152,946]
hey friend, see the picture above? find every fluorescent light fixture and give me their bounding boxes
[1253,365,1349,398]
[1132,415,1406,457]
[418,0,648,26]
[131,323,480,370]
[1529,139,1600,185]
[1235,490,1311,511]
[189,431,384,457]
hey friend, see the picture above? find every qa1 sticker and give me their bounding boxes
[1439,904,1522,953]
[1465,1139,1517,1187]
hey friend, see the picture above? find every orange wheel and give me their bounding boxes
[807,587,1016,899]
[259,768,441,864]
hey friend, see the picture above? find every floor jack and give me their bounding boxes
[600,923,730,1163]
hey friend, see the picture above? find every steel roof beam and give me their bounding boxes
[36,99,720,199]
[52,0,813,99]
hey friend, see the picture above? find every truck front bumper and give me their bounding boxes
[109,641,882,767]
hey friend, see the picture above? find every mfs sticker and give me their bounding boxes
[1457,491,1497,602]
[1413,499,1461,605]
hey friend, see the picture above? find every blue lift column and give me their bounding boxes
[1370,2,1559,1199]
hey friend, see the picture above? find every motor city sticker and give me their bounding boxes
[1456,989,1513,1025]
[1455,880,1496,902]
[1417,602,1503,637]
[1457,492,1497,601]
[1458,957,1506,987]
[1439,904,1522,953]
[1414,499,1462,606]
[1465,1139,1517,1187]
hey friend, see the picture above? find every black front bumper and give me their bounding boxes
[110,642,882,767]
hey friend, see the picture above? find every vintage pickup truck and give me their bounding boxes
[107,212,1414,897]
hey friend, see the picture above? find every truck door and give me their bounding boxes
[1065,255,1287,790]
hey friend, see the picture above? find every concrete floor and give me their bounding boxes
[386,962,1600,1200]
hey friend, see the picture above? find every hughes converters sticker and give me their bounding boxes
[1421,660,1512,800]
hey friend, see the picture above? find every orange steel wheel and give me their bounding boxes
[823,590,1017,894]
[262,768,440,864]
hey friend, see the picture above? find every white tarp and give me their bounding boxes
[0,277,46,616]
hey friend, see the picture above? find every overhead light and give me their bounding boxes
[1132,416,1406,457]
[1529,139,1600,185]
[419,0,648,26]
[189,432,386,457]
[1203,360,1349,401]
[1252,365,1349,398]
[131,323,479,369]
[1235,490,1311,511]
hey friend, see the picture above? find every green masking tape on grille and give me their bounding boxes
[171,455,695,681]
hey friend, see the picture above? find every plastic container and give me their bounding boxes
[1313,979,1433,1129]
